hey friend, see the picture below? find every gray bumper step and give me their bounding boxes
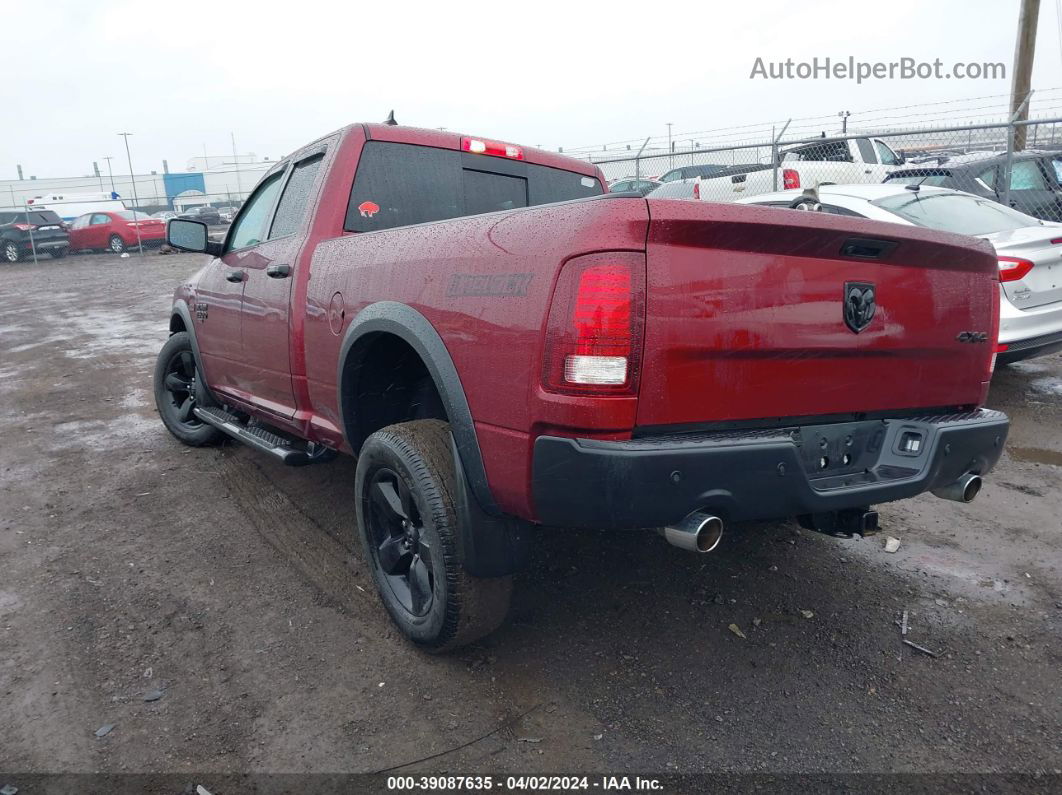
[194,406,312,466]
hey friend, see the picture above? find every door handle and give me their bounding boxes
[225,270,246,283]
[266,263,291,279]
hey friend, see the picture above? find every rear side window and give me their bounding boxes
[1009,160,1048,190]
[269,153,324,239]
[345,141,603,233]
[855,138,878,164]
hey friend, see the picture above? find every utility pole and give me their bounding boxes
[838,110,851,135]
[1010,0,1040,151]
[102,156,116,194]
[118,133,145,256]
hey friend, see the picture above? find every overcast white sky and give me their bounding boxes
[6,0,1062,178]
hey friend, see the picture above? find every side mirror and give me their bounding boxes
[167,218,221,255]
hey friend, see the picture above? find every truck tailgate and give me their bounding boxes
[638,201,999,428]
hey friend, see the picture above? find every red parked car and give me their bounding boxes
[68,210,166,254]
[157,121,1008,651]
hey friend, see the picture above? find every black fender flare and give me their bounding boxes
[337,301,501,518]
[170,299,221,406]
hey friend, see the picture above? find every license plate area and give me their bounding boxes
[796,420,888,478]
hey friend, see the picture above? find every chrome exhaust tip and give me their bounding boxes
[932,473,982,503]
[661,512,724,553]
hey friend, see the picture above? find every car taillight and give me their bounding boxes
[543,252,645,394]
[461,137,524,160]
[783,169,800,189]
[693,181,700,199]
[988,284,1002,377]
[13,223,33,231]
[997,256,1033,282]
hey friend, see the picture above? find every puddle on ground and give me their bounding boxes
[1008,446,1062,467]
[1029,376,1062,397]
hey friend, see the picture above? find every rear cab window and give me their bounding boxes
[783,140,853,163]
[344,141,603,233]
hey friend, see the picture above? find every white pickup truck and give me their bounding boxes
[692,136,906,203]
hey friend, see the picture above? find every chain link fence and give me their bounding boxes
[591,117,1062,221]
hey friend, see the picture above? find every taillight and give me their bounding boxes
[997,256,1033,282]
[543,252,645,394]
[461,137,524,160]
[692,181,701,199]
[13,223,33,231]
[988,284,1002,377]
[783,169,800,189]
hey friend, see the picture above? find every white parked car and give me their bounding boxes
[693,136,906,203]
[736,184,1062,364]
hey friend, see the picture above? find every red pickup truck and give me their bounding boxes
[156,121,1009,651]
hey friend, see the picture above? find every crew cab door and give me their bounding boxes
[236,147,328,419]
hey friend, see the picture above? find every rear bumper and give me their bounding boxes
[998,330,1062,363]
[17,235,68,249]
[532,409,1009,529]
[998,293,1062,362]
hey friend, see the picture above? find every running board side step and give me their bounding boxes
[194,406,326,466]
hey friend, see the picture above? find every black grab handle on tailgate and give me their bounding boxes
[840,238,898,260]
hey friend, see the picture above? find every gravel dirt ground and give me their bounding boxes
[1,251,1060,783]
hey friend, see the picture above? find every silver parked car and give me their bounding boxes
[736,184,1062,364]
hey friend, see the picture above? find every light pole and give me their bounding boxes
[102,156,116,195]
[838,110,851,135]
[231,131,243,201]
[118,133,144,256]
[666,122,674,169]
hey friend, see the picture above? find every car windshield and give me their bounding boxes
[117,211,151,220]
[1,211,62,224]
[874,192,1040,235]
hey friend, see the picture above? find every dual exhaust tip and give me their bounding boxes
[662,472,981,554]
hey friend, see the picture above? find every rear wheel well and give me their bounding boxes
[342,332,448,451]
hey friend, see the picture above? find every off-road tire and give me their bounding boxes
[153,331,222,447]
[355,419,512,652]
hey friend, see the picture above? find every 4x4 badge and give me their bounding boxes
[844,281,876,334]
